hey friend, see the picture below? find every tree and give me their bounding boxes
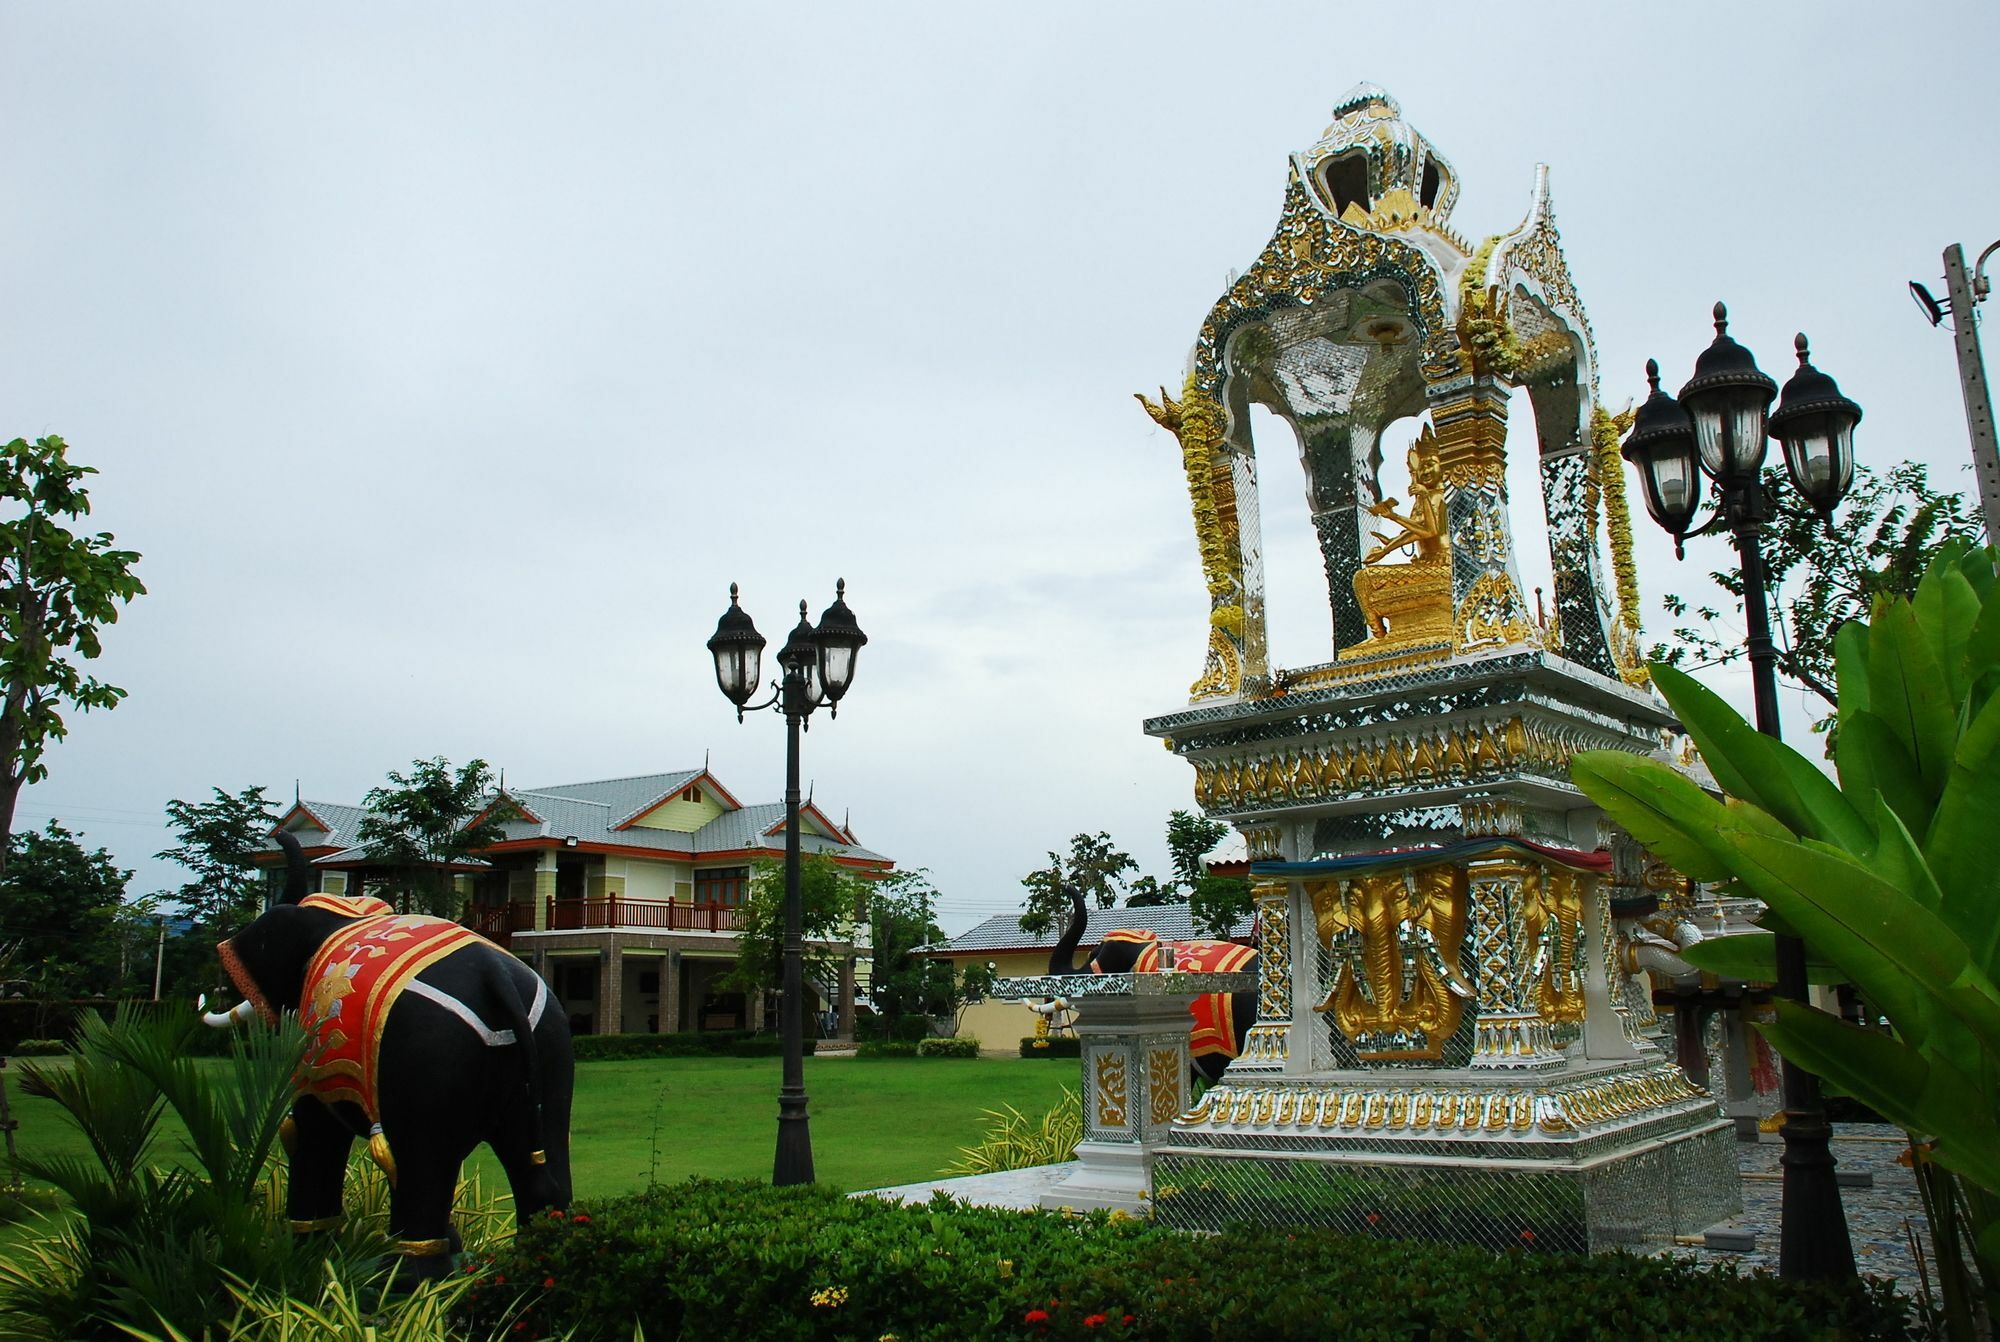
[0,820,131,997]
[158,786,278,931]
[721,853,871,1004]
[0,437,146,874]
[867,868,984,1041]
[1574,548,2000,1329]
[1017,832,1138,938]
[1172,810,1255,939]
[356,757,507,916]
[1653,461,1983,723]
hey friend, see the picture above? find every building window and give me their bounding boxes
[695,866,750,906]
[685,785,703,804]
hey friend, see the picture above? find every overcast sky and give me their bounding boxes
[3,3,1996,935]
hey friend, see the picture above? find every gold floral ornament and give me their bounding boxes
[1590,403,1648,685]
[1350,426,1452,651]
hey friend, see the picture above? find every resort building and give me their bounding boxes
[263,769,894,1038]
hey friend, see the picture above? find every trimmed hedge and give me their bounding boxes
[9,1039,66,1057]
[915,1036,978,1058]
[569,1030,816,1062]
[461,1180,1917,1342]
[855,1041,919,1058]
[1020,1035,1081,1057]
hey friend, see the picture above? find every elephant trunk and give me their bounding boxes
[198,994,256,1029]
[1046,891,1088,975]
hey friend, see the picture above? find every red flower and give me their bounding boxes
[542,1277,556,1288]
[1122,1316,1134,1326]
[548,1209,566,1221]
[1024,1310,1050,1324]
[1519,1230,1535,1242]
[1084,1314,1108,1328]
[494,1274,506,1285]
[1365,1213,1380,1224]
[572,1214,592,1225]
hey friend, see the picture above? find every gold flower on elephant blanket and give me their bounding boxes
[297,914,483,1120]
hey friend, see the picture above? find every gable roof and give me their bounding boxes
[255,769,890,870]
[925,904,1256,956]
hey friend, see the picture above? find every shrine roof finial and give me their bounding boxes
[1330,81,1399,119]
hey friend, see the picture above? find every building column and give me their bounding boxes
[597,939,622,1036]
[533,851,558,932]
[663,951,683,1034]
[837,955,856,1040]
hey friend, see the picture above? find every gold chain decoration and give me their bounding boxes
[1139,377,1244,699]
[1456,235,1520,379]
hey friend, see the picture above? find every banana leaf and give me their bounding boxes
[1759,999,2000,1196]
[1650,664,1870,855]
[1568,750,1743,883]
[1678,933,1847,985]
[1866,595,1958,805]
[1913,557,1980,704]
[1836,619,1871,721]
[1925,684,2000,978]
[1835,710,1928,839]
[1720,827,2000,1057]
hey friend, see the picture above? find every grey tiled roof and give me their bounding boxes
[926,904,1256,955]
[517,771,702,828]
[281,801,374,849]
[257,771,889,867]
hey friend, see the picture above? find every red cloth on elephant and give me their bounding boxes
[299,891,394,919]
[1089,931,1257,1062]
[297,914,482,1120]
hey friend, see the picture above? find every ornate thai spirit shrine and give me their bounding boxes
[1137,85,1740,1250]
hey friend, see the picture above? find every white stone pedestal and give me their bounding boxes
[993,971,1256,1214]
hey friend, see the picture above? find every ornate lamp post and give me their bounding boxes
[1622,303,1862,1281]
[707,580,867,1186]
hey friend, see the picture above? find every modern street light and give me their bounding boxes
[1910,241,1999,538]
[706,579,867,1187]
[1621,302,1862,1283]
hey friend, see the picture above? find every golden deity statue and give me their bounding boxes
[1350,425,1452,648]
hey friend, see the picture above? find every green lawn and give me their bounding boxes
[0,1053,1075,1209]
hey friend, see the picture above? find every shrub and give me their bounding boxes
[10,1038,65,1056]
[1020,1034,1080,1057]
[915,1036,978,1059]
[569,1031,814,1062]
[947,1086,1081,1175]
[855,1041,919,1058]
[889,1013,934,1042]
[461,1180,1917,1342]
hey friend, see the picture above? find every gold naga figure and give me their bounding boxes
[1351,425,1452,649]
[1309,863,1476,1060]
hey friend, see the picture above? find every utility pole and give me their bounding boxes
[152,916,167,1001]
[1920,242,2000,538]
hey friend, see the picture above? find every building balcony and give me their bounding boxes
[471,896,749,945]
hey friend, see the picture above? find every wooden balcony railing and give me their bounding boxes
[468,897,745,939]
[544,896,744,933]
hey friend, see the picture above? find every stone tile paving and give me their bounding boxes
[863,1126,1939,1298]
[1664,1125,1935,1296]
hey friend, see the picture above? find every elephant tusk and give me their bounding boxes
[199,996,255,1029]
[1027,998,1070,1016]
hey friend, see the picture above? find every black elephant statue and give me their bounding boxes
[202,831,573,1278]
[1045,892,1259,1084]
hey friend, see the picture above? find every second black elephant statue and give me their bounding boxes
[203,831,573,1277]
[1045,892,1259,1084]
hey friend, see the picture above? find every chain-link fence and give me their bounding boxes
[1153,1123,1739,1253]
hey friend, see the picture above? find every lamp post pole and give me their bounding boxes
[775,637,812,1185]
[708,581,867,1189]
[1622,305,1862,1282]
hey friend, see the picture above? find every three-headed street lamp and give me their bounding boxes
[1621,302,1862,1281]
[707,579,868,1187]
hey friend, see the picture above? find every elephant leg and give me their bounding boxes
[286,1098,354,1234]
[382,1149,470,1285]
[488,1028,574,1222]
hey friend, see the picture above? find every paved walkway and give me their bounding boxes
[861,1126,1937,1297]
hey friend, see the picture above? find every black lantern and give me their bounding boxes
[1678,302,1777,482]
[814,578,868,710]
[776,602,824,708]
[1622,360,1703,550]
[1767,334,1861,516]
[706,584,767,710]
